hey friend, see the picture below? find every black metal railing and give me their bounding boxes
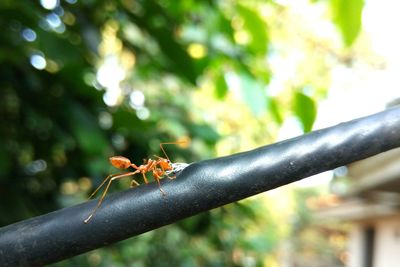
[1,107,400,266]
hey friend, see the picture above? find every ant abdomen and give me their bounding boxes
[109,156,132,169]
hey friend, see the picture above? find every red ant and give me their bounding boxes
[84,141,187,223]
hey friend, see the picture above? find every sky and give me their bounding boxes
[317,0,400,128]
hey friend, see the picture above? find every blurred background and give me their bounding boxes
[1,0,399,266]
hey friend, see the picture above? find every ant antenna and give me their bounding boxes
[159,140,188,162]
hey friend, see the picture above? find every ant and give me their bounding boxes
[84,141,188,224]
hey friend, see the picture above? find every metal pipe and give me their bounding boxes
[1,107,400,266]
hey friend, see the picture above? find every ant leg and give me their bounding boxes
[87,174,114,200]
[87,170,141,200]
[141,172,149,184]
[84,170,139,224]
[87,161,144,200]
[153,171,166,195]
[141,159,158,184]
[166,174,176,180]
[130,163,149,183]
[130,179,140,187]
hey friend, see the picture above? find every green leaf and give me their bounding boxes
[293,92,317,132]
[236,4,269,54]
[330,0,364,46]
[127,3,201,85]
[67,103,109,156]
[188,123,220,144]
[215,73,228,99]
[268,97,283,125]
[240,73,266,116]
[216,12,235,42]
[36,29,83,65]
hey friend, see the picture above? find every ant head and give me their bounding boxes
[109,156,131,169]
[158,158,172,170]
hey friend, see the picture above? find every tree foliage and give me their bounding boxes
[0,0,364,266]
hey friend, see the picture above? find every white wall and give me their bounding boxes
[374,217,400,267]
[347,216,400,267]
[347,226,364,267]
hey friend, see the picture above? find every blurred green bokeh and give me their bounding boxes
[0,0,363,266]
